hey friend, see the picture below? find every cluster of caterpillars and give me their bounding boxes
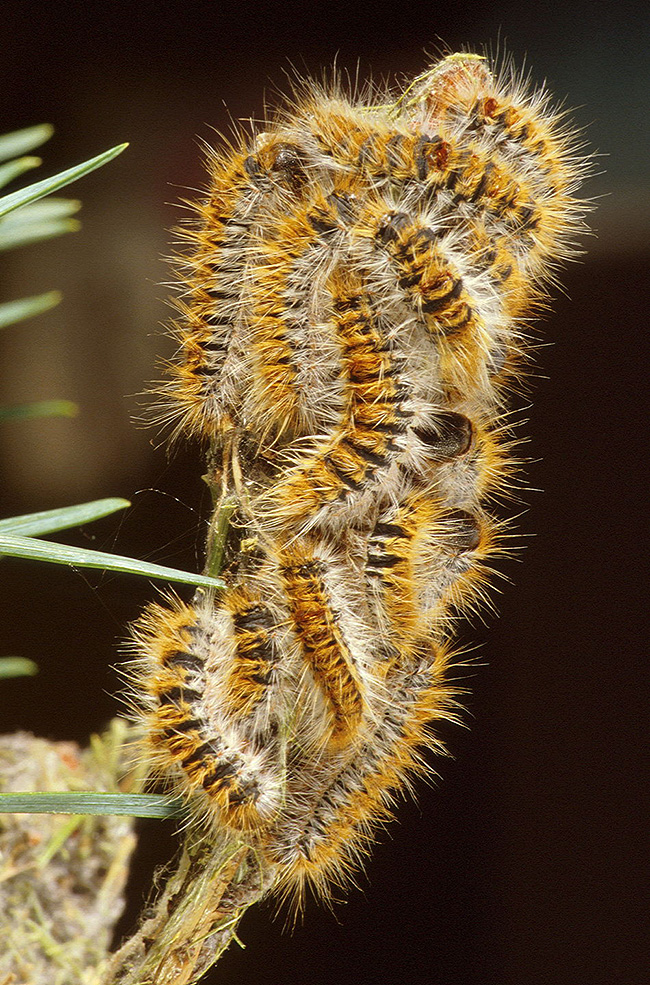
[131,52,587,907]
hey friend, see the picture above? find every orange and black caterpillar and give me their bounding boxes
[131,51,589,909]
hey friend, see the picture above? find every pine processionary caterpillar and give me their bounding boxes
[266,640,458,904]
[131,594,286,831]
[130,50,590,909]
[279,546,366,750]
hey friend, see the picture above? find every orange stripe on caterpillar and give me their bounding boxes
[279,546,365,750]
[366,210,498,399]
[353,199,538,406]
[364,492,444,649]
[365,485,505,644]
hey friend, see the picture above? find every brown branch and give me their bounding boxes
[101,827,277,985]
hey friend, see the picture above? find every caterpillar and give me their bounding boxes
[130,589,288,832]
[131,50,589,908]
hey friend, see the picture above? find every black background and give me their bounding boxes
[1,3,648,984]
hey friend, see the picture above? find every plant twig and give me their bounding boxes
[100,827,277,985]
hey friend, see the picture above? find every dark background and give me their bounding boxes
[1,3,648,984]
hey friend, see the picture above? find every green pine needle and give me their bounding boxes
[0,792,184,818]
[0,532,225,589]
[0,657,39,679]
[0,124,54,163]
[0,218,81,251]
[2,197,82,223]
[0,497,131,537]
[0,156,42,191]
[0,291,62,329]
[0,198,82,251]
[0,143,128,218]
[0,400,79,421]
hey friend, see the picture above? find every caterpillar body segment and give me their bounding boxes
[364,491,445,648]
[279,544,367,751]
[222,586,283,722]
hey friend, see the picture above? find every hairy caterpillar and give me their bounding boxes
[130,51,588,908]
